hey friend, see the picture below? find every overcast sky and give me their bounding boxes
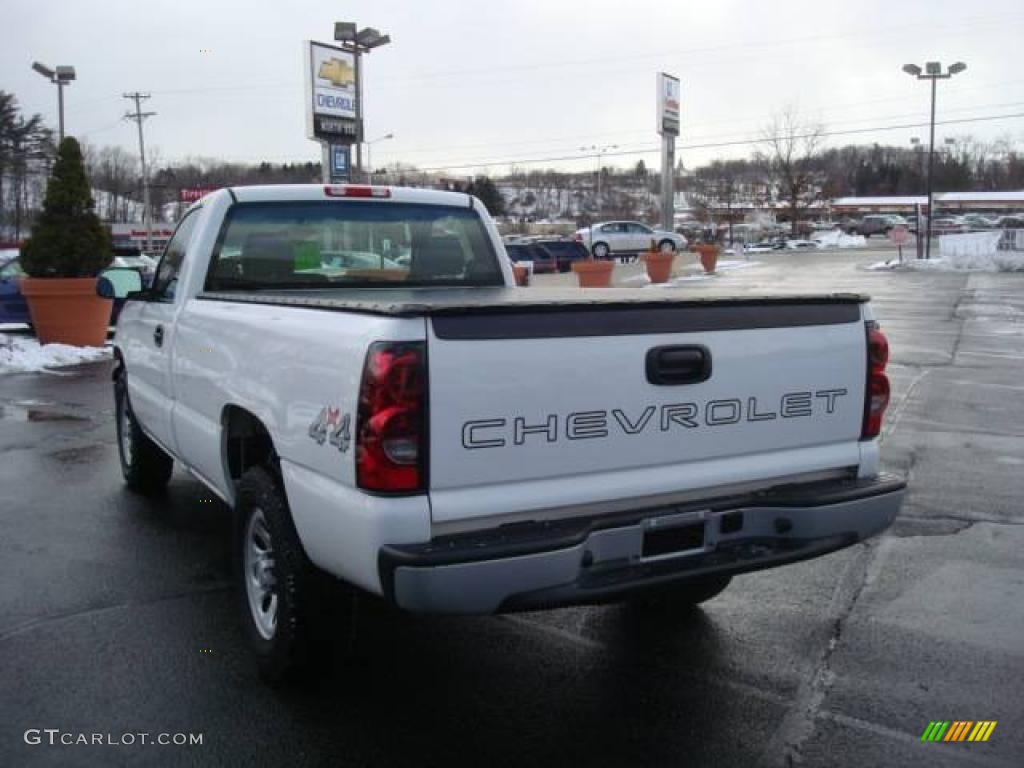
[3,0,1023,175]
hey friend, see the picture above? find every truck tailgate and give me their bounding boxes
[426,299,867,527]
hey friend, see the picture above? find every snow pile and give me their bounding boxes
[0,333,111,374]
[813,230,867,249]
[884,232,1024,272]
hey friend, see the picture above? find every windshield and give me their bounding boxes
[205,201,503,290]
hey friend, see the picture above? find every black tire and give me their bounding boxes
[592,242,610,259]
[236,465,347,685]
[115,373,173,495]
[658,239,677,253]
[627,575,732,611]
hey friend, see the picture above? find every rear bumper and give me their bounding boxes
[379,473,905,614]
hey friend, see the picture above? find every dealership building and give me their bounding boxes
[831,191,1024,215]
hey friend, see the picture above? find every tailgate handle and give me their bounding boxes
[646,345,711,386]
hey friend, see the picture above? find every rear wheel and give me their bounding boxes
[627,575,732,611]
[115,373,173,495]
[592,242,610,259]
[236,465,349,685]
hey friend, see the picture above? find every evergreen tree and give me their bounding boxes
[470,175,506,216]
[21,137,110,277]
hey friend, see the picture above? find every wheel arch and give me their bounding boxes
[221,404,280,500]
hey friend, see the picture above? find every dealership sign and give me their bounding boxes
[657,73,680,136]
[305,40,358,141]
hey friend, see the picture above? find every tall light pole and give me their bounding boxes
[31,62,76,142]
[902,60,967,259]
[366,132,393,178]
[334,22,391,183]
[579,144,619,218]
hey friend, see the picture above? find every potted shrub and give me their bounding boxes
[571,243,615,288]
[693,242,720,274]
[641,238,674,284]
[20,137,113,346]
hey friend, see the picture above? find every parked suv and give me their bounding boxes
[857,215,905,238]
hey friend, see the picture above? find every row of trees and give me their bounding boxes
[0,92,54,241]
[4,87,1023,238]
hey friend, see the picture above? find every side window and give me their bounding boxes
[151,212,199,301]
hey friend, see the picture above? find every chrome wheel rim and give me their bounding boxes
[119,399,134,466]
[244,507,278,640]
[660,242,674,254]
[594,244,608,258]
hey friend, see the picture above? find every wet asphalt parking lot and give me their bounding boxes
[1,246,1022,767]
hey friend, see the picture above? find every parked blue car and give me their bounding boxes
[0,254,30,325]
[0,252,141,327]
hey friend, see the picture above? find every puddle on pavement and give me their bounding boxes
[0,404,89,423]
[47,444,106,464]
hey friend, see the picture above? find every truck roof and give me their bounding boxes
[224,184,476,208]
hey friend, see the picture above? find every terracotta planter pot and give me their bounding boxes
[571,259,614,288]
[21,277,112,347]
[511,264,529,286]
[694,244,719,274]
[642,251,675,284]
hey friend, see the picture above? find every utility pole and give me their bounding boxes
[123,92,156,253]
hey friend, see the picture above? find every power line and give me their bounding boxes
[412,112,1024,172]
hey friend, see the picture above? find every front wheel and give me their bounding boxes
[658,239,677,254]
[115,374,173,495]
[236,465,348,685]
[592,242,610,259]
[627,575,732,611]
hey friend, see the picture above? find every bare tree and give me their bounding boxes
[761,107,824,235]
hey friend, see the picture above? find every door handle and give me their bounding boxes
[646,345,711,386]
[153,324,164,347]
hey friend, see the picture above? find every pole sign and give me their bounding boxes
[305,40,358,142]
[329,144,351,182]
[657,73,680,137]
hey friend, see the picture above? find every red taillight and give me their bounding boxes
[862,322,891,439]
[356,342,426,493]
[573,233,583,241]
[324,185,391,198]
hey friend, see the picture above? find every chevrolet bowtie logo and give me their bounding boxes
[318,58,355,87]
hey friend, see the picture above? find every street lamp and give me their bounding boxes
[579,144,619,217]
[31,61,76,142]
[334,22,391,182]
[903,60,967,259]
[366,132,393,178]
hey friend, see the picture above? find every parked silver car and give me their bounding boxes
[574,221,687,259]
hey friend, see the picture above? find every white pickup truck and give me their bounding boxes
[110,184,904,682]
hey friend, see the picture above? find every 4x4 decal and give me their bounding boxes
[309,406,351,452]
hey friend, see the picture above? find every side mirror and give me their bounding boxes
[98,267,144,299]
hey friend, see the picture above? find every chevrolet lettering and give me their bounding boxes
[462,389,849,448]
[111,183,904,683]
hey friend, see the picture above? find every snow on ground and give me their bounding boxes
[864,260,900,271]
[0,333,111,374]
[622,259,762,288]
[813,230,867,249]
